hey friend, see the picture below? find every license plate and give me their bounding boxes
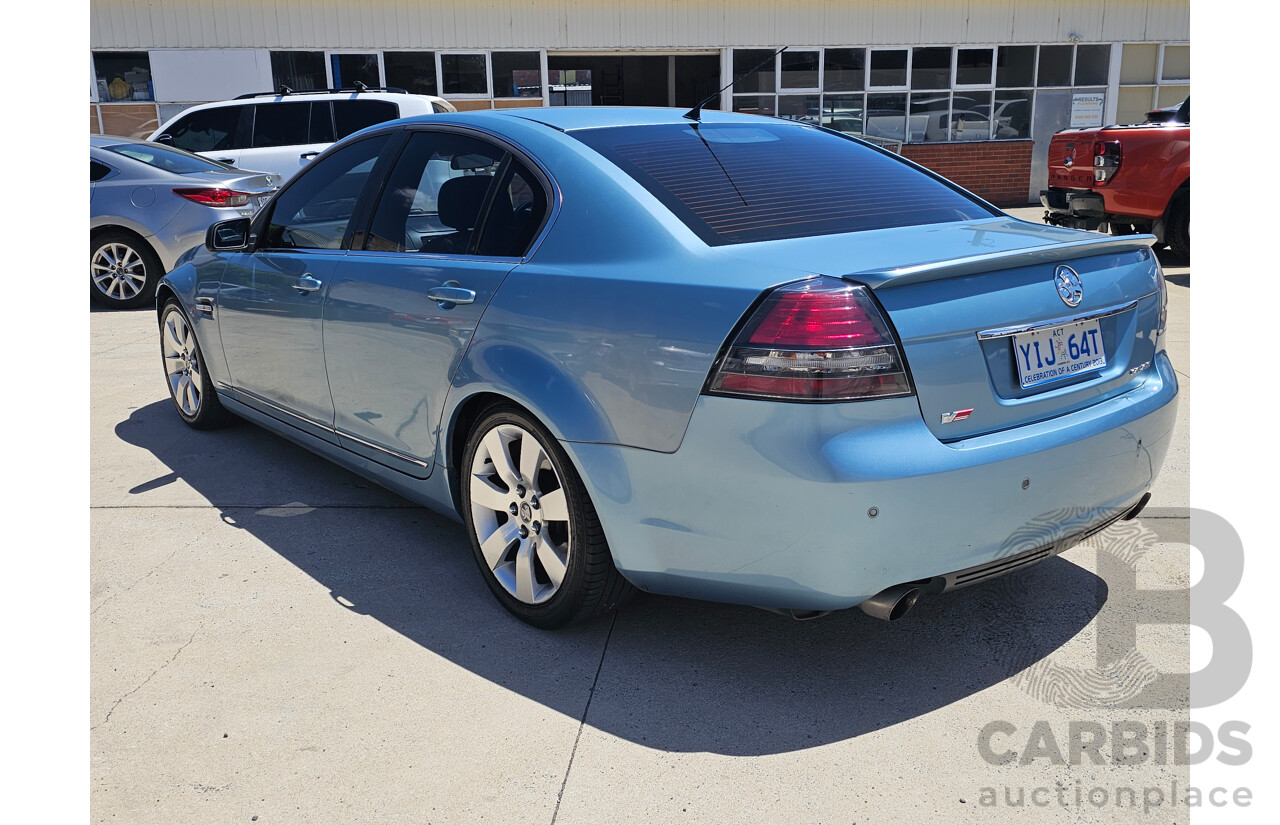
[252,193,273,211]
[1013,319,1106,388]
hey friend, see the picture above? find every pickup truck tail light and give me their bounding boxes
[1093,140,1122,184]
[173,187,253,207]
[707,277,913,402]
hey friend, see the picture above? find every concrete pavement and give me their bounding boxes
[91,208,1192,823]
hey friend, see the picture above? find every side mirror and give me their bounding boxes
[154,133,174,145]
[206,218,253,252]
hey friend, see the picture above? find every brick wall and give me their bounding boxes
[901,139,1033,207]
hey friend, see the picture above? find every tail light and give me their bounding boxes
[707,277,913,402]
[1093,140,1122,184]
[173,187,253,207]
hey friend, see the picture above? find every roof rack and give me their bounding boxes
[234,83,410,100]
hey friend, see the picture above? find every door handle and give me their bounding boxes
[293,274,323,294]
[300,151,320,160]
[426,283,476,309]
[214,158,235,164]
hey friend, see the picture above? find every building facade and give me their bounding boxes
[89,0,1190,204]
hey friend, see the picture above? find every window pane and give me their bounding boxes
[996,46,1035,87]
[732,49,777,93]
[365,131,504,254]
[822,94,864,133]
[441,54,488,95]
[1158,85,1190,109]
[571,122,994,246]
[331,53,380,89]
[164,106,243,153]
[780,50,820,89]
[333,100,398,139]
[869,50,907,87]
[91,161,112,182]
[1117,86,1155,124]
[866,93,907,142]
[309,103,335,144]
[1120,44,1159,84]
[909,93,950,142]
[271,51,326,91]
[1037,45,1072,87]
[956,48,994,86]
[265,134,391,250]
[1074,44,1111,87]
[478,160,549,257]
[911,47,952,90]
[824,49,865,92]
[732,95,775,115]
[94,52,153,102]
[777,95,820,123]
[492,52,542,98]
[385,52,438,95]
[950,91,993,141]
[252,102,313,148]
[1162,45,1190,81]
[993,91,1031,139]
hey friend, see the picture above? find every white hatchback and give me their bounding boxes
[148,88,456,182]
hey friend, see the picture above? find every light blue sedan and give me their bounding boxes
[156,107,1177,628]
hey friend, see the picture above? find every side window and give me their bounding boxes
[263,134,391,250]
[251,102,313,148]
[476,160,549,257]
[334,100,400,140]
[165,106,243,153]
[309,102,335,144]
[364,131,503,255]
[90,161,113,182]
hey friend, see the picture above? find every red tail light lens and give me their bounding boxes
[1092,140,1122,184]
[173,187,252,207]
[708,277,913,402]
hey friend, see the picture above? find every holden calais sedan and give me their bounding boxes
[156,107,1177,628]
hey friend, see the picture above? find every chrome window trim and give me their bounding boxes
[975,298,1144,340]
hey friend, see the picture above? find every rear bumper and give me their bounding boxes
[1040,187,1105,218]
[565,352,1178,611]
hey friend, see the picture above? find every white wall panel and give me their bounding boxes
[149,49,272,101]
[90,0,1189,50]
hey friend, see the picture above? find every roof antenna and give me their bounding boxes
[684,46,787,122]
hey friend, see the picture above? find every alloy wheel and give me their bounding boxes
[92,242,148,302]
[161,308,203,417]
[467,423,572,605]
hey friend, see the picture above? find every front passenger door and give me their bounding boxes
[217,132,393,439]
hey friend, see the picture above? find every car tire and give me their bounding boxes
[1166,191,1189,260]
[461,403,634,628]
[91,230,163,309]
[159,298,235,430]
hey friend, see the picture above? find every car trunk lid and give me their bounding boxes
[1047,129,1104,190]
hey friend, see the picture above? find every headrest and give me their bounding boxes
[437,175,493,231]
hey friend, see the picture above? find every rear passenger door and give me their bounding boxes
[323,128,550,477]
[239,101,335,181]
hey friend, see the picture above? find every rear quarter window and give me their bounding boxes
[572,121,996,245]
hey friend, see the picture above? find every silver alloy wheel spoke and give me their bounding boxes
[162,310,201,416]
[91,243,145,300]
[469,422,573,606]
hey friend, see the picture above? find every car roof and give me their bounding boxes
[399,106,805,133]
[91,134,150,148]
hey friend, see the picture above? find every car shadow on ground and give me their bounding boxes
[113,400,1104,756]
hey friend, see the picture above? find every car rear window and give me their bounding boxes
[572,122,996,245]
[334,99,400,139]
[101,143,231,175]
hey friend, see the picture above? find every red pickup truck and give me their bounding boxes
[1040,97,1189,258]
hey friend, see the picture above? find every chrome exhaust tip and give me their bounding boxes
[858,584,921,622]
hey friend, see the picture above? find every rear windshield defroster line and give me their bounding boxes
[572,122,996,246]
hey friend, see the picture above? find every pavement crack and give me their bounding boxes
[92,627,199,731]
[91,525,210,616]
[550,610,618,825]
